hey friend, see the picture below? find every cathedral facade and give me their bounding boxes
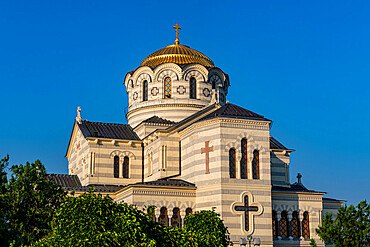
[59,25,343,246]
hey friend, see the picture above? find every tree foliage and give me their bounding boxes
[33,191,231,247]
[0,155,10,246]
[184,208,232,247]
[316,200,370,246]
[0,157,67,246]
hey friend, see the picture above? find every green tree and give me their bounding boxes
[316,200,370,246]
[184,208,232,247]
[0,155,10,246]
[33,191,185,247]
[5,160,67,246]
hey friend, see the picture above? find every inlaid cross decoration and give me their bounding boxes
[232,192,263,234]
[201,141,213,174]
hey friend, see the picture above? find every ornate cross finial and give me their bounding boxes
[173,23,181,45]
[76,106,82,123]
[297,173,302,184]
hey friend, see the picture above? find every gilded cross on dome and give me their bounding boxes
[173,23,181,45]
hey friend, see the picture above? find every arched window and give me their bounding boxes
[114,156,119,178]
[123,156,129,178]
[302,211,310,239]
[185,208,192,217]
[291,211,300,238]
[229,148,236,178]
[272,210,278,238]
[252,150,260,179]
[159,207,168,226]
[148,153,153,176]
[164,77,172,98]
[190,77,196,99]
[143,80,148,101]
[171,207,181,227]
[280,211,288,238]
[240,139,248,179]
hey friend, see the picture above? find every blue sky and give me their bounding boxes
[1,0,369,205]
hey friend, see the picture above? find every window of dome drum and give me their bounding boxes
[143,80,148,101]
[190,77,196,99]
[123,157,129,178]
[229,148,236,178]
[114,156,119,178]
[241,139,248,179]
[159,207,168,226]
[164,77,172,98]
[252,150,260,179]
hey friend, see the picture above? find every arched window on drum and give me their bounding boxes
[229,148,236,178]
[190,77,196,99]
[164,77,172,98]
[143,80,148,101]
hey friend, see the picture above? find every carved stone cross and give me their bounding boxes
[232,193,262,234]
[201,141,213,174]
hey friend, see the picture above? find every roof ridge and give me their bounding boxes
[83,120,129,126]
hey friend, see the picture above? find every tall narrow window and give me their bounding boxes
[159,207,168,226]
[171,207,181,227]
[190,77,196,99]
[302,211,310,239]
[143,80,148,101]
[114,156,119,178]
[291,211,300,238]
[229,148,236,178]
[185,208,192,217]
[280,211,288,238]
[148,153,153,176]
[272,210,278,238]
[252,150,260,179]
[123,156,129,178]
[164,77,172,98]
[240,139,248,179]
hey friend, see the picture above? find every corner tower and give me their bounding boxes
[124,24,230,128]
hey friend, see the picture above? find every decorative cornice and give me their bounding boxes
[127,103,205,118]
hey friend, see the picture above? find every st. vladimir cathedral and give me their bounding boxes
[51,24,343,246]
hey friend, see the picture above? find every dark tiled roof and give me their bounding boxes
[47,174,82,188]
[272,184,324,193]
[135,179,196,188]
[198,103,270,122]
[142,116,176,125]
[270,136,289,150]
[323,197,345,203]
[69,184,127,193]
[78,120,140,140]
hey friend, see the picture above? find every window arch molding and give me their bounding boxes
[109,150,136,160]
[183,68,206,82]
[135,72,152,87]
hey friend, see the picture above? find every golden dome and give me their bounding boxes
[140,44,215,67]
